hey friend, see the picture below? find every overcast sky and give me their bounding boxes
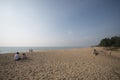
[0,0,120,47]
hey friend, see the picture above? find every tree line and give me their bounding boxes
[98,36,120,47]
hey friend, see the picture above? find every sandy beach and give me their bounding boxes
[0,47,120,80]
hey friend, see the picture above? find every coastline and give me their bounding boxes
[0,46,84,54]
[0,47,120,80]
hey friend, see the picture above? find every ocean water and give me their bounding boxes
[0,47,82,54]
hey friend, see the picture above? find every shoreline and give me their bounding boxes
[0,46,86,54]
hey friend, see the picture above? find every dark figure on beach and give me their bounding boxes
[93,49,98,56]
[29,49,33,53]
[22,53,27,59]
[14,52,21,61]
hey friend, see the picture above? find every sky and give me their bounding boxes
[0,0,120,47]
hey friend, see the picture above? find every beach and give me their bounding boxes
[0,47,120,80]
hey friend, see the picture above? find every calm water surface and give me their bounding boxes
[0,47,82,54]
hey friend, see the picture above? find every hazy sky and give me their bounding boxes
[0,0,120,47]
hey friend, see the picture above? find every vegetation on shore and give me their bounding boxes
[98,36,120,47]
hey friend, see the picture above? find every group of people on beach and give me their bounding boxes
[92,49,112,56]
[14,49,33,61]
[14,52,27,61]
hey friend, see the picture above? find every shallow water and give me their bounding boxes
[0,46,82,54]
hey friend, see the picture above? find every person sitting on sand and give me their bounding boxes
[14,52,21,61]
[93,49,98,56]
[22,53,27,59]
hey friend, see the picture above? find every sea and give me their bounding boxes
[0,47,83,54]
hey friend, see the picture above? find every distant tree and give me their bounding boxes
[99,38,111,47]
[111,36,120,47]
[98,36,120,47]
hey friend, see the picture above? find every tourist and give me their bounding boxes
[22,53,27,59]
[14,52,21,61]
[93,49,98,56]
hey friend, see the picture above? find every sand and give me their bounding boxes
[0,47,120,80]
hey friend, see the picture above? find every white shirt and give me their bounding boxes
[14,54,20,60]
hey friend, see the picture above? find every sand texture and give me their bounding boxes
[0,47,120,80]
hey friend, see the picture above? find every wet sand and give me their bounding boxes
[0,47,120,80]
